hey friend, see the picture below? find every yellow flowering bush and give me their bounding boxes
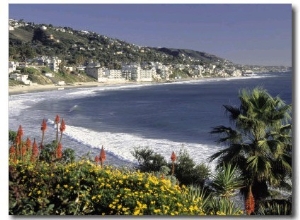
[9,159,244,215]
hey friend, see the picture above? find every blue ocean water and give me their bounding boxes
[9,72,292,169]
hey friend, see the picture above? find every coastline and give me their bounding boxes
[8,73,272,95]
[8,78,199,95]
[9,81,136,95]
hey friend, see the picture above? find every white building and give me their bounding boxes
[9,61,18,73]
[9,73,32,85]
[105,69,124,81]
[121,63,154,82]
[48,57,61,72]
[85,61,107,82]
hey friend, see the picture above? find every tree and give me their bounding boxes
[19,44,36,62]
[209,87,292,213]
[32,28,48,44]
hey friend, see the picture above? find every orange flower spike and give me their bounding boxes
[171,151,177,175]
[60,119,66,132]
[58,119,66,143]
[17,125,23,138]
[171,151,177,162]
[56,143,63,159]
[25,137,32,151]
[31,138,39,161]
[15,135,20,145]
[245,187,255,215]
[9,145,16,162]
[21,145,27,157]
[100,146,106,161]
[99,146,106,168]
[55,115,60,124]
[95,155,100,164]
[9,145,16,155]
[41,119,47,131]
[55,115,60,142]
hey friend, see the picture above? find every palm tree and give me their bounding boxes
[209,87,292,213]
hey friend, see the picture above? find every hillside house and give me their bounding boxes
[9,73,32,85]
[85,61,106,82]
[9,61,18,73]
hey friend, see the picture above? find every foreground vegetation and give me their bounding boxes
[9,87,292,215]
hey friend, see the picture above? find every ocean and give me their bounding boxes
[9,72,292,170]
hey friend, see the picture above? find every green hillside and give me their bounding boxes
[9,21,229,68]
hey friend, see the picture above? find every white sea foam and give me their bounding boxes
[61,123,221,168]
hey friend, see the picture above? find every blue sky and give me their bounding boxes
[9,4,292,66]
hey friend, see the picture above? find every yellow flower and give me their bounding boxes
[153,209,161,214]
[64,184,68,188]
[133,209,141,215]
[37,190,41,195]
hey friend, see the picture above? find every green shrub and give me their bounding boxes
[132,147,211,187]
[132,147,167,172]
[173,149,211,187]
[257,199,292,215]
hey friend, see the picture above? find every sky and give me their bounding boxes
[8,3,292,66]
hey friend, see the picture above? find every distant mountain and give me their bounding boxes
[153,47,225,63]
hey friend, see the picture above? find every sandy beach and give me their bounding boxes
[8,81,138,95]
[8,76,239,95]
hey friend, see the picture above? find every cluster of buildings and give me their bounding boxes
[84,61,172,82]
[7,55,257,85]
[10,54,291,86]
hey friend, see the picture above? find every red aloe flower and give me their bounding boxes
[21,144,27,157]
[41,119,47,131]
[16,125,23,157]
[25,137,32,151]
[15,135,20,146]
[14,136,20,159]
[40,119,47,149]
[59,119,66,143]
[99,146,106,167]
[17,125,23,138]
[245,186,255,215]
[60,119,66,132]
[171,151,177,175]
[55,115,60,124]
[171,151,177,162]
[56,143,63,159]
[55,115,60,142]
[95,155,100,165]
[9,145,16,162]
[31,138,39,162]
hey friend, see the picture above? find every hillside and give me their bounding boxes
[9,20,229,68]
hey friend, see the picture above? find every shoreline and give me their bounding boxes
[8,78,200,95]
[8,81,139,95]
[8,73,275,95]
